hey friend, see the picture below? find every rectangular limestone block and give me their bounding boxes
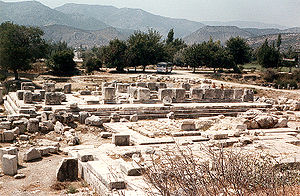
[0,147,18,163]
[215,89,224,99]
[117,84,129,93]
[223,89,235,100]
[234,89,244,100]
[120,160,143,176]
[203,89,216,99]
[2,154,18,176]
[158,89,174,101]
[173,88,186,103]
[102,87,116,101]
[87,161,126,190]
[191,88,204,100]
[137,88,151,101]
[113,134,130,146]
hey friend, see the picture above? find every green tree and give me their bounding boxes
[164,29,187,62]
[257,39,280,68]
[47,50,77,76]
[183,43,206,73]
[101,39,128,72]
[127,29,166,72]
[226,37,251,65]
[276,34,282,51]
[84,57,102,73]
[0,22,47,80]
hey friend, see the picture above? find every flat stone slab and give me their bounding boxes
[86,161,126,190]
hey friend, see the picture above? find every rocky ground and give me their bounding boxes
[1,69,300,195]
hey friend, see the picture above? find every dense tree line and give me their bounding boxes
[1,22,298,79]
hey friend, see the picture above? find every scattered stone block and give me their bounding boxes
[163,96,172,106]
[16,90,25,100]
[243,89,254,102]
[181,83,191,91]
[137,88,151,102]
[13,120,26,133]
[27,118,39,133]
[181,120,196,131]
[191,88,204,100]
[117,83,129,93]
[79,112,89,124]
[43,83,55,92]
[23,148,41,162]
[113,134,130,146]
[167,112,175,119]
[14,173,26,179]
[0,121,11,129]
[0,147,18,162]
[203,89,216,99]
[19,134,29,141]
[129,114,138,122]
[101,132,112,138]
[120,160,143,176]
[85,115,103,127]
[36,147,50,156]
[2,154,17,176]
[64,84,72,94]
[23,91,33,104]
[102,87,116,103]
[173,88,186,103]
[158,89,173,101]
[45,92,62,105]
[56,158,78,182]
[3,130,14,142]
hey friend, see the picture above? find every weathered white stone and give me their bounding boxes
[45,92,62,105]
[120,160,143,176]
[2,154,17,176]
[13,120,26,134]
[16,90,25,100]
[56,158,78,182]
[64,83,72,94]
[181,120,196,131]
[43,83,55,92]
[23,91,33,104]
[79,112,89,124]
[191,88,204,100]
[0,147,18,163]
[85,115,103,127]
[129,114,138,122]
[158,89,173,101]
[101,132,112,138]
[3,130,14,142]
[19,134,29,141]
[137,88,151,102]
[0,121,11,129]
[173,88,186,103]
[27,118,39,133]
[23,148,41,162]
[113,134,130,146]
[163,96,172,106]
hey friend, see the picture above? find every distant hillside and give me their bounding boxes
[247,33,300,51]
[55,3,205,37]
[41,25,132,48]
[183,26,253,44]
[202,21,287,29]
[0,1,109,30]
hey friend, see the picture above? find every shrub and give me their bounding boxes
[143,146,299,196]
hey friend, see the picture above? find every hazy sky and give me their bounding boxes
[4,0,300,27]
